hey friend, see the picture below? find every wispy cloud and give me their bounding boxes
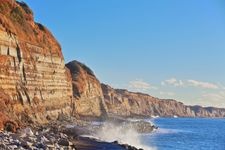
[160,91,175,96]
[202,92,225,101]
[222,87,225,90]
[128,79,157,92]
[160,78,225,107]
[161,78,184,87]
[197,91,225,107]
[162,78,219,89]
[187,80,218,89]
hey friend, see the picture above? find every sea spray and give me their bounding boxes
[94,121,157,150]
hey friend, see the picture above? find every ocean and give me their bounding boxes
[142,118,225,150]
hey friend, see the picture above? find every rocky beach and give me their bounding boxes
[0,1,225,150]
[0,116,156,150]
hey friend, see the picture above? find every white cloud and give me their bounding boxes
[128,79,157,92]
[197,91,225,107]
[162,78,219,90]
[187,80,218,89]
[202,92,225,101]
[217,83,225,90]
[160,91,175,96]
[162,78,184,87]
[160,78,225,107]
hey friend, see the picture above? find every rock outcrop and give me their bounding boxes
[1,0,225,132]
[66,60,107,118]
[190,105,225,117]
[0,0,72,129]
[102,84,225,118]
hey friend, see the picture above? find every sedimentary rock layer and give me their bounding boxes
[66,60,107,118]
[0,0,225,131]
[0,0,72,128]
[102,84,225,118]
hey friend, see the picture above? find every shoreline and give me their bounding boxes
[1,117,223,149]
[0,117,154,150]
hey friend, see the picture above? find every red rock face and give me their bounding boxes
[0,0,72,128]
[66,60,108,118]
[101,84,225,118]
[1,1,224,130]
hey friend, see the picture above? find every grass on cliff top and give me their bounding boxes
[0,2,11,14]
[0,1,31,26]
[16,1,33,15]
[10,6,25,25]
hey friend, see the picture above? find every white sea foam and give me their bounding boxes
[126,118,143,122]
[93,121,157,150]
[153,128,189,134]
[143,119,155,125]
[91,121,103,126]
[80,134,102,141]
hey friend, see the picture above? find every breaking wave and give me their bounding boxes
[152,128,190,135]
[93,121,157,150]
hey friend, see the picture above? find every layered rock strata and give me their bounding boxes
[0,0,72,128]
[102,84,225,118]
[0,0,225,132]
[66,60,107,118]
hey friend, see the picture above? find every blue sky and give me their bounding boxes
[22,0,225,107]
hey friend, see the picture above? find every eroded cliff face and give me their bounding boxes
[189,106,225,117]
[101,84,191,117]
[102,84,225,118]
[0,0,72,129]
[66,60,107,118]
[0,1,224,131]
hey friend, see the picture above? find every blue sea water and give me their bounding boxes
[142,118,225,150]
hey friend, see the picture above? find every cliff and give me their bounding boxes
[0,1,225,131]
[66,60,108,118]
[0,0,72,129]
[102,84,225,118]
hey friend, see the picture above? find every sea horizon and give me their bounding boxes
[0,0,224,150]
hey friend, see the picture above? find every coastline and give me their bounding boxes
[0,1,224,150]
[0,116,155,150]
[1,116,224,150]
